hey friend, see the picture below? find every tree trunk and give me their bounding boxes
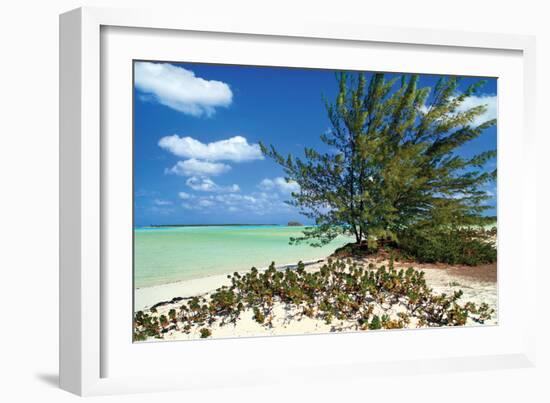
[354,225,361,244]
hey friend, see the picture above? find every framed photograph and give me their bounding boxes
[60,7,537,396]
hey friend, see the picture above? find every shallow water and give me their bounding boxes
[134,225,351,288]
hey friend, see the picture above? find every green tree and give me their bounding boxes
[260,72,496,248]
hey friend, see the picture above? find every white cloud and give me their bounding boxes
[186,176,240,193]
[149,206,174,215]
[178,192,194,200]
[166,159,231,177]
[158,135,263,162]
[454,94,497,127]
[258,177,300,194]
[258,178,275,190]
[485,185,497,199]
[153,199,173,206]
[419,94,497,127]
[186,177,217,192]
[198,199,215,207]
[183,191,293,215]
[135,189,159,198]
[214,194,257,205]
[134,62,232,117]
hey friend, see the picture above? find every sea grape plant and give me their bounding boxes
[133,259,494,341]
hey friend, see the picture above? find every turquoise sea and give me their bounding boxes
[134,225,352,288]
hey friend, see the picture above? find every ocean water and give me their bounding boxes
[134,225,352,288]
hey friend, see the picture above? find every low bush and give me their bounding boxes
[397,226,497,266]
[199,328,212,338]
[332,241,372,258]
[133,258,494,341]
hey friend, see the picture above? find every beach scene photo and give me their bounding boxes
[133,61,497,342]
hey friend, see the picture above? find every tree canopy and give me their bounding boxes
[260,72,496,247]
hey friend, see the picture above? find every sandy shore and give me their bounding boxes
[134,259,324,311]
[134,257,497,341]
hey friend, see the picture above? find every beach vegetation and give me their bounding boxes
[159,314,168,328]
[398,226,497,265]
[253,307,266,324]
[133,259,494,341]
[368,315,382,330]
[199,328,212,338]
[133,310,162,341]
[168,309,177,323]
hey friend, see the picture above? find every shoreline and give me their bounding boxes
[134,258,325,311]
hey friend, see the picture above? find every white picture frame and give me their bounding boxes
[60,6,537,396]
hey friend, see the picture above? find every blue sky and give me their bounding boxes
[133,61,497,226]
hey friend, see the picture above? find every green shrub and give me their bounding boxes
[133,258,494,341]
[253,307,265,324]
[159,315,168,328]
[168,309,177,322]
[199,328,212,338]
[332,241,372,258]
[133,311,161,341]
[398,226,496,266]
[368,315,382,330]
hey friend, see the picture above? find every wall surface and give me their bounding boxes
[0,0,548,401]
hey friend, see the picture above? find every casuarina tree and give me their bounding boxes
[260,72,496,249]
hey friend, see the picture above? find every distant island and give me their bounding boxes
[287,221,303,226]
